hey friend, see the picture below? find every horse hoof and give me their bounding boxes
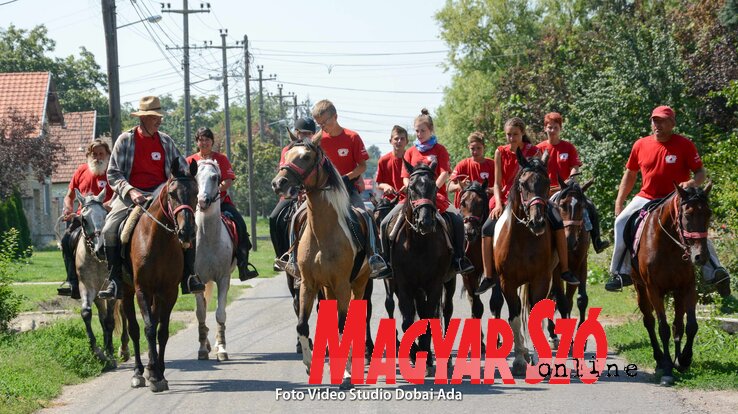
[198,350,210,360]
[339,378,354,391]
[305,367,311,376]
[548,337,560,350]
[217,352,229,362]
[512,362,527,377]
[660,375,674,386]
[149,379,169,393]
[296,341,302,354]
[131,375,146,388]
[119,348,130,362]
[103,358,117,371]
[206,341,212,353]
[425,365,436,378]
[143,367,151,380]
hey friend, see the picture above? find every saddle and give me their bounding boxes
[220,213,239,252]
[624,193,673,258]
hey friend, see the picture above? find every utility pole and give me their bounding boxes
[292,93,298,127]
[101,0,121,143]
[162,1,210,155]
[256,65,276,142]
[240,35,257,251]
[277,84,284,147]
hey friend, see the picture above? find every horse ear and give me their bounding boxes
[288,129,298,142]
[582,178,595,193]
[516,147,530,169]
[703,179,713,195]
[75,188,84,204]
[96,187,106,203]
[429,160,438,173]
[189,158,198,177]
[541,149,550,166]
[674,181,689,199]
[482,177,488,190]
[311,131,322,146]
[171,157,181,177]
[403,158,414,175]
[557,174,567,190]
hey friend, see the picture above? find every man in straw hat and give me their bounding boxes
[98,96,205,299]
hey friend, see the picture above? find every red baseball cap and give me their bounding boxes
[651,105,675,121]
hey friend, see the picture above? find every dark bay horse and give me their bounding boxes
[271,136,370,390]
[547,177,593,348]
[629,182,728,386]
[458,179,505,351]
[493,149,555,376]
[124,158,198,392]
[389,160,454,377]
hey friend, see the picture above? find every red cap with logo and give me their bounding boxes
[651,105,675,121]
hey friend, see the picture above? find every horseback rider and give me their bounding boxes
[270,117,316,271]
[98,96,206,299]
[186,127,258,281]
[447,131,495,209]
[538,112,610,253]
[606,105,730,291]
[476,117,580,295]
[57,139,113,299]
[376,125,409,200]
[309,99,389,278]
[379,109,476,278]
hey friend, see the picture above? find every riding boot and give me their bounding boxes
[555,229,580,286]
[450,213,475,275]
[98,245,124,299]
[374,219,393,279]
[236,245,259,281]
[475,236,498,295]
[181,248,206,294]
[58,230,81,299]
[586,201,610,253]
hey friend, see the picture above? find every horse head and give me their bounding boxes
[195,159,221,211]
[556,177,592,252]
[513,148,551,236]
[272,137,335,197]
[459,178,488,242]
[165,158,198,248]
[673,181,712,267]
[403,159,438,235]
[75,187,108,260]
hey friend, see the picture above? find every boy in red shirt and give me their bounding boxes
[448,131,494,209]
[375,125,409,199]
[57,140,113,299]
[606,106,729,291]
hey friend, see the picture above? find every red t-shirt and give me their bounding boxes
[128,129,167,191]
[537,139,582,183]
[320,128,369,176]
[626,134,703,200]
[375,152,405,200]
[450,157,494,208]
[69,163,113,213]
[187,151,236,205]
[402,144,451,212]
[492,143,540,209]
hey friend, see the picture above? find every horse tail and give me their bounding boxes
[113,299,123,335]
[204,280,215,303]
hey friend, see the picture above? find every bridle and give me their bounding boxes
[278,142,328,191]
[140,177,196,235]
[198,161,222,209]
[405,168,437,233]
[460,184,488,231]
[658,191,709,260]
[511,165,549,231]
[559,187,585,229]
[79,198,105,260]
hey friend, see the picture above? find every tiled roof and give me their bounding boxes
[0,72,64,136]
[49,111,100,183]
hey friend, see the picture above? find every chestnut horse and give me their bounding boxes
[628,182,728,385]
[458,179,505,351]
[123,158,198,393]
[388,160,454,377]
[493,149,555,376]
[546,177,593,348]
[271,136,370,390]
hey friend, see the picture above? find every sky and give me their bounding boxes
[1,0,453,154]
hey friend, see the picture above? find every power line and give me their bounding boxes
[252,38,444,44]
[274,80,443,95]
[250,47,448,57]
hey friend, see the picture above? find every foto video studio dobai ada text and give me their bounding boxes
[307,299,634,385]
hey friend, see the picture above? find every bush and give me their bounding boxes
[0,191,32,257]
[0,228,24,333]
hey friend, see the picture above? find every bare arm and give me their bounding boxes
[682,167,706,188]
[346,159,367,180]
[615,169,638,216]
[492,149,504,217]
[436,170,449,191]
[63,189,75,220]
[219,178,234,193]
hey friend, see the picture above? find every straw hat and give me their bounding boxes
[131,96,165,117]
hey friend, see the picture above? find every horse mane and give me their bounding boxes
[507,156,548,209]
[464,180,489,218]
[197,158,221,175]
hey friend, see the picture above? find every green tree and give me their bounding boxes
[0,25,110,136]
[365,144,381,180]
[230,138,280,217]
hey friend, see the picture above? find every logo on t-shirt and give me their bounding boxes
[426,155,437,163]
[151,152,162,161]
[480,172,490,179]
[665,155,677,164]
[97,180,106,189]
[338,148,349,157]
[559,153,569,161]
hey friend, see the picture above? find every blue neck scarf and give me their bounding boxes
[414,135,437,152]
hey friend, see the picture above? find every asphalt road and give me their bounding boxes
[40,274,706,414]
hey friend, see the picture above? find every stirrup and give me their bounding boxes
[57,281,73,297]
[285,261,301,279]
[593,239,611,254]
[475,277,497,295]
[706,267,730,285]
[186,275,206,294]
[561,270,581,286]
[239,263,259,281]
[605,273,632,292]
[98,280,121,299]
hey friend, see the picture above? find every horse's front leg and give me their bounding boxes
[214,279,230,361]
[504,285,527,377]
[677,288,698,373]
[79,293,101,360]
[135,290,162,391]
[395,281,420,367]
[117,300,130,362]
[152,299,174,393]
[123,291,145,388]
[634,283,664,372]
[297,278,317,375]
[333,281,355,391]
[99,298,117,369]
[195,290,210,360]
[363,279,374,364]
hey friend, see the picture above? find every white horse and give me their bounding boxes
[194,159,236,361]
[73,188,129,367]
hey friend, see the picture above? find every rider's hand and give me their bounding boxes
[62,208,74,221]
[129,189,147,205]
[460,177,471,189]
[491,205,503,219]
[614,202,624,217]
[382,187,395,195]
[341,175,353,191]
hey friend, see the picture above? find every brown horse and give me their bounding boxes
[123,158,199,393]
[458,179,504,351]
[493,149,555,376]
[547,177,593,348]
[388,160,454,377]
[271,136,370,390]
[628,182,728,386]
